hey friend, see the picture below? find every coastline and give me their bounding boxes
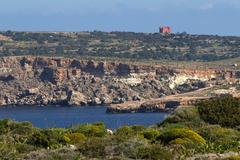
[0,56,239,112]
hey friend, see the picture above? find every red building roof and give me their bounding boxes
[159,26,172,34]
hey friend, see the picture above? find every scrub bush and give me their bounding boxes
[28,128,66,148]
[64,133,86,144]
[161,107,205,129]
[137,144,174,160]
[198,96,240,128]
[199,125,240,151]
[114,126,136,139]
[157,128,206,146]
[142,128,160,141]
[71,122,107,137]
[77,137,106,158]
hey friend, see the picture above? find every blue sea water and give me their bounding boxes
[0,105,169,129]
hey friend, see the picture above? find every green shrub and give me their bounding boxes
[71,122,107,137]
[0,119,12,134]
[9,121,33,135]
[163,107,200,123]
[169,137,193,145]
[64,133,86,144]
[0,142,19,159]
[160,123,187,130]
[198,96,240,128]
[142,128,160,141]
[114,126,135,140]
[161,107,205,128]
[199,125,240,151]
[115,137,148,159]
[157,128,206,146]
[28,128,66,148]
[131,125,146,133]
[78,137,106,158]
[115,125,146,137]
[15,143,36,154]
[137,144,174,160]
[0,119,33,135]
[0,120,34,144]
[28,130,49,148]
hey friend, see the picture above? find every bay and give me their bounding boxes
[0,105,169,129]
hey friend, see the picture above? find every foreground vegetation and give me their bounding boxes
[0,96,239,159]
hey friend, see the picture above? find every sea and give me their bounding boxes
[0,105,169,129]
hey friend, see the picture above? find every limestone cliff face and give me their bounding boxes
[0,56,237,106]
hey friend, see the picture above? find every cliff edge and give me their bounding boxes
[0,56,238,107]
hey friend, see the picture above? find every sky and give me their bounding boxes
[0,0,239,35]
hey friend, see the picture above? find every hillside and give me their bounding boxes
[0,56,239,106]
[1,31,240,61]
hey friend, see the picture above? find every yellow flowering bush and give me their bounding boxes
[158,128,206,145]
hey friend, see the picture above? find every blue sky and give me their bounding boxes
[0,0,239,35]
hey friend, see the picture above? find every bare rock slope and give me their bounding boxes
[0,56,239,107]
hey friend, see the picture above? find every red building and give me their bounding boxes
[159,26,172,34]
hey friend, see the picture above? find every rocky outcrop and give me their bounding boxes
[107,86,240,113]
[106,99,180,113]
[67,91,87,106]
[106,96,208,113]
[0,56,238,107]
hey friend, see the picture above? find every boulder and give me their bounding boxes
[27,88,39,95]
[100,95,112,104]
[92,97,102,105]
[0,98,6,106]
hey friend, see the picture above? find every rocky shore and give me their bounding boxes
[0,56,239,109]
[107,86,240,113]
[106,100,178,113]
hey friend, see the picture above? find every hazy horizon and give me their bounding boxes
[0,0,240,36]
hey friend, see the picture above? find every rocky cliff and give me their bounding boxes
[0,56,238,106]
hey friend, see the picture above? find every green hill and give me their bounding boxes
[1,31,240,61]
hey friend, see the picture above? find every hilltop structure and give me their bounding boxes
[160,26,172,34]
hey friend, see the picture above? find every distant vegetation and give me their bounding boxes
[1,31,240,61]
[0,97,239,159]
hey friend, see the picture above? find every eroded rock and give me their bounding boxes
[0,56,238,107]
[67,91,87,106]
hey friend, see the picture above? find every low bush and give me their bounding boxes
[199,125,240,151]
[142,128,160,141]
[157,128,206,146]
[77,137,106,158]
[0,119,12,134]
[28,130,49,148]
[137,144,174,160]
[15,143,36,154]
[28,128,66,148]
[160,107,205,129]
[131,125,146,133]
[163,107,200,124]
[64,133,86,144]
[114,126,136,139]
[116,137,148,159]
[0,143,19,159]
[71,122,107,137]
[198,96,240,128]
[0,119,33,136]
